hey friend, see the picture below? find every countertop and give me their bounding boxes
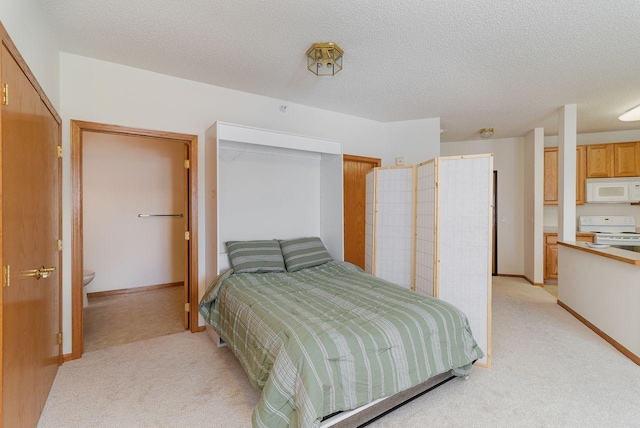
[558,241,640,265]
[543,227,595,236]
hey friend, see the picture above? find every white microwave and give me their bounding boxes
[586,178,640,203]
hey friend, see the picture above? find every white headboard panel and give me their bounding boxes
[206,122,343,280]
[218,145,321,245]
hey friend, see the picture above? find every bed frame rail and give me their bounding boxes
[320,370,457,427]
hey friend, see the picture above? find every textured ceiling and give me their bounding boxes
[40,0,640,142]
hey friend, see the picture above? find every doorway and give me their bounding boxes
[492,170,498,276]
[343,154,381,269]
[70,121,198,360]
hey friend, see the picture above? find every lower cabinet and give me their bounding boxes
[544,233,594,280]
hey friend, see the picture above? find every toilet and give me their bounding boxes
[83,270,96,307]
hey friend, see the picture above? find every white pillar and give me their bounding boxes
[558,104,577,242]
[533,128,545,283]
[524,128,545,284]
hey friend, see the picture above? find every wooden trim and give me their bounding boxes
[343,154,381,167]
[557,300,640,366]
[69,121,195,141]
[62,353,74,364]
[440,153,493,161]
[188,136,199,333]
[376,165,414,171]
[497,273,527,278]
[71,121,84,360]
[0,23,61,124]
[522,275,544,287]
[70,120,199,362]
[0,29,5,425]
[433,158,440,298]
[410,166,417,291]
[558,241,640,265]
[417,158,437,167]
[194,326,206,333]
[57,110,63,365]
[87,282,183,298]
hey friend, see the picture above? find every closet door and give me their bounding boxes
[343,155,381,270]
[1,43,61,426]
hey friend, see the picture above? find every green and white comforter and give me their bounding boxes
[199,261,482,428]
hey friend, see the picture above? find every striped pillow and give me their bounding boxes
[280,237,333,272]
[225,240,286,273]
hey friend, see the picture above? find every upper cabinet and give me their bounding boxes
[586,144,614,178]
[543,146,586,205]
[586,142,640,178]
[613,142,640,177]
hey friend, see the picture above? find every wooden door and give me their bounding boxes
[613,142,640,177]
[586,144,614,178]
[1,45,61,426]
[343,155,381,269]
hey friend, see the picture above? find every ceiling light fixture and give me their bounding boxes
[479,128,494,138]
[619,104,640,122]
[306,43,343,76]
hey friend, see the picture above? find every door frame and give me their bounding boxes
[70,120,199,360]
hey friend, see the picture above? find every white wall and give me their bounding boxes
[0,0,60,109]
[544,129,640,229]
[83,133,184,293]
[218,145,321,244]
[441,138,525,275]
[59,52,441,353]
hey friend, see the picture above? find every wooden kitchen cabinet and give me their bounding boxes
[586,144,614,178]
[544,233,594,280]
[543,146,586,205]
[613,142,640,177]
[544,234,559,279]
[586,142,640,178]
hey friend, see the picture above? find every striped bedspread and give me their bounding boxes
[199,261,483,428]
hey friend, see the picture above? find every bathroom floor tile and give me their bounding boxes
[83,285,185,352]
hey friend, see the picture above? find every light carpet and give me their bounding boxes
[38,277,640,427]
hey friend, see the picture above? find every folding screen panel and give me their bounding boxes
[364,171,375,275]
[365,166,415,288]
[415,160,437,297]
[436,154,493,367]
[366,154,493,368]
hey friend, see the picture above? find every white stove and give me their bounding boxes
[578,215,640,246]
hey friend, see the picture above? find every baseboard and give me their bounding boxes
[496,274,524,278]
[62,353,75,363]
[557,300,639,366]
[88,281,183,298]
[522,275,544,287]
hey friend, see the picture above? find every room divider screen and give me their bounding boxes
[366,154,493,367]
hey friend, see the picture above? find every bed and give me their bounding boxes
[199,251,483,428]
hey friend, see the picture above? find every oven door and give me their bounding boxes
[586,180,630,203]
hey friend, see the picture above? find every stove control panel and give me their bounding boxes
[578,215,636,233]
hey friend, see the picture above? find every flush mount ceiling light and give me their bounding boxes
[479,128,494,138]
[306,43,343,76]
[619,104,640,121]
